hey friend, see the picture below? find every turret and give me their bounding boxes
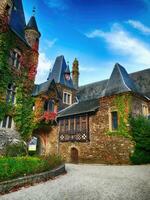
[24,10,41,51]
[72,58,79,89]
[64,62,71,81]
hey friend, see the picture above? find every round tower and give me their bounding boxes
[24,10,41,51]
[72,58,79,89]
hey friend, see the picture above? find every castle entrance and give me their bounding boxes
[71,147,78,163]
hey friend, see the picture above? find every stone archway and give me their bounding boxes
[70,147,79,163]
[36,135,45,155]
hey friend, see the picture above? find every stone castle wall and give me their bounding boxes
[0,128,20,155]
[58,94,135,164]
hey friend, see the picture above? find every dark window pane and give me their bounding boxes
[8,116,12,128]
[76,117,80,131]
[48,100,54,112]
[111,111,118,130]
[64,93,67,103]
[44,100,48,111]
[2,116,7,128]
[70,118,74,131]
[65,119,69,131]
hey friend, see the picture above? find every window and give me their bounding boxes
[0,116,13,129]
[63,91,72,105]
[44,100,54,112]
[70,118,74,131]
[59,115,89,142]
[111,111,118,130]
[142,104,149,117]
[76,117,80,131]
[65,119,69,132]
[10,49,21,69]
[81,116,87,131]
[60,120,64,132]
[6,83,16,104]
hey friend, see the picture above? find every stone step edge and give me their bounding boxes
[0,164,66,194]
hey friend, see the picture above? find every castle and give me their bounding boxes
[0,0,150,164]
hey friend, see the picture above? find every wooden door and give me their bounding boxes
[71,148,78,163]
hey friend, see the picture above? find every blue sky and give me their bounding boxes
[22,0,150,86]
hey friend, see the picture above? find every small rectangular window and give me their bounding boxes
[0,116,13,129]
[111,111,118,130]
[65,119,69,132]
[70,118,74,131]
[60,120,64,132]
[76,117,80,131]
[63,92,72,105]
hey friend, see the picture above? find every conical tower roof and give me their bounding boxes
[25,15,41,36]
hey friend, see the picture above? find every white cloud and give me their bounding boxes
[43,0,68,10]
[80,66,96,72]
[44,38,58,48]
[86,23,150,67]
[127,20,150,35]
[35,52,52,84]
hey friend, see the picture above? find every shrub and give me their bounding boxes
[5,141,28,157]
[130,116,150,164]
[0,155,63,182]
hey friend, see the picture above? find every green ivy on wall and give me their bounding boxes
[0,31,36,141]
[107,94,132,138]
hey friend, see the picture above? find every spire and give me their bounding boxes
[72,58,79,89]
[65,61,70,74]
[25,15,40,36]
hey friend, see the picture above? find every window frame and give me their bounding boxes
[10,49,22,69]
[63,91,72,105]
[142,104,149,117]
[0,116,14,129]
[6,83,16,105]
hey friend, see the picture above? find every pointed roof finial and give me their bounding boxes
[65,61,70,74]
[32,6,36,16]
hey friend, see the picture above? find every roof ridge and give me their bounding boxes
[79,79,108,88]
[58,55,64,82]
[116,64,131,92]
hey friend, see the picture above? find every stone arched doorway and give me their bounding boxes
[71,147,79,163]
[36,136,45,155]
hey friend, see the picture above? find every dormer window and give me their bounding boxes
[44,100,54,112]
[10,49,21,69]
[63,91,72,105]
[6,83,16,104]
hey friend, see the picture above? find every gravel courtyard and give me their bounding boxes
[1,164,150,200]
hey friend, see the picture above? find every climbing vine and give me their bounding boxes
[107,94,132,138]
[0,30,37,141]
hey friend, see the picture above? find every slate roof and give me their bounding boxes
[47,55,74,89]
[25,16,41,36]
[103,63,140,96]
[9,0,26,40]
[58,99,100,118]
[59,64,150,118]
[78,66,150,101]
[32,79,61,98]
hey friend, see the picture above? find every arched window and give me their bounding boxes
[6,83,16,104]
[44,100,54,112]
[10,49,21,69]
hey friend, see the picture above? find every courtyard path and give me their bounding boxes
[1,164,150,200]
